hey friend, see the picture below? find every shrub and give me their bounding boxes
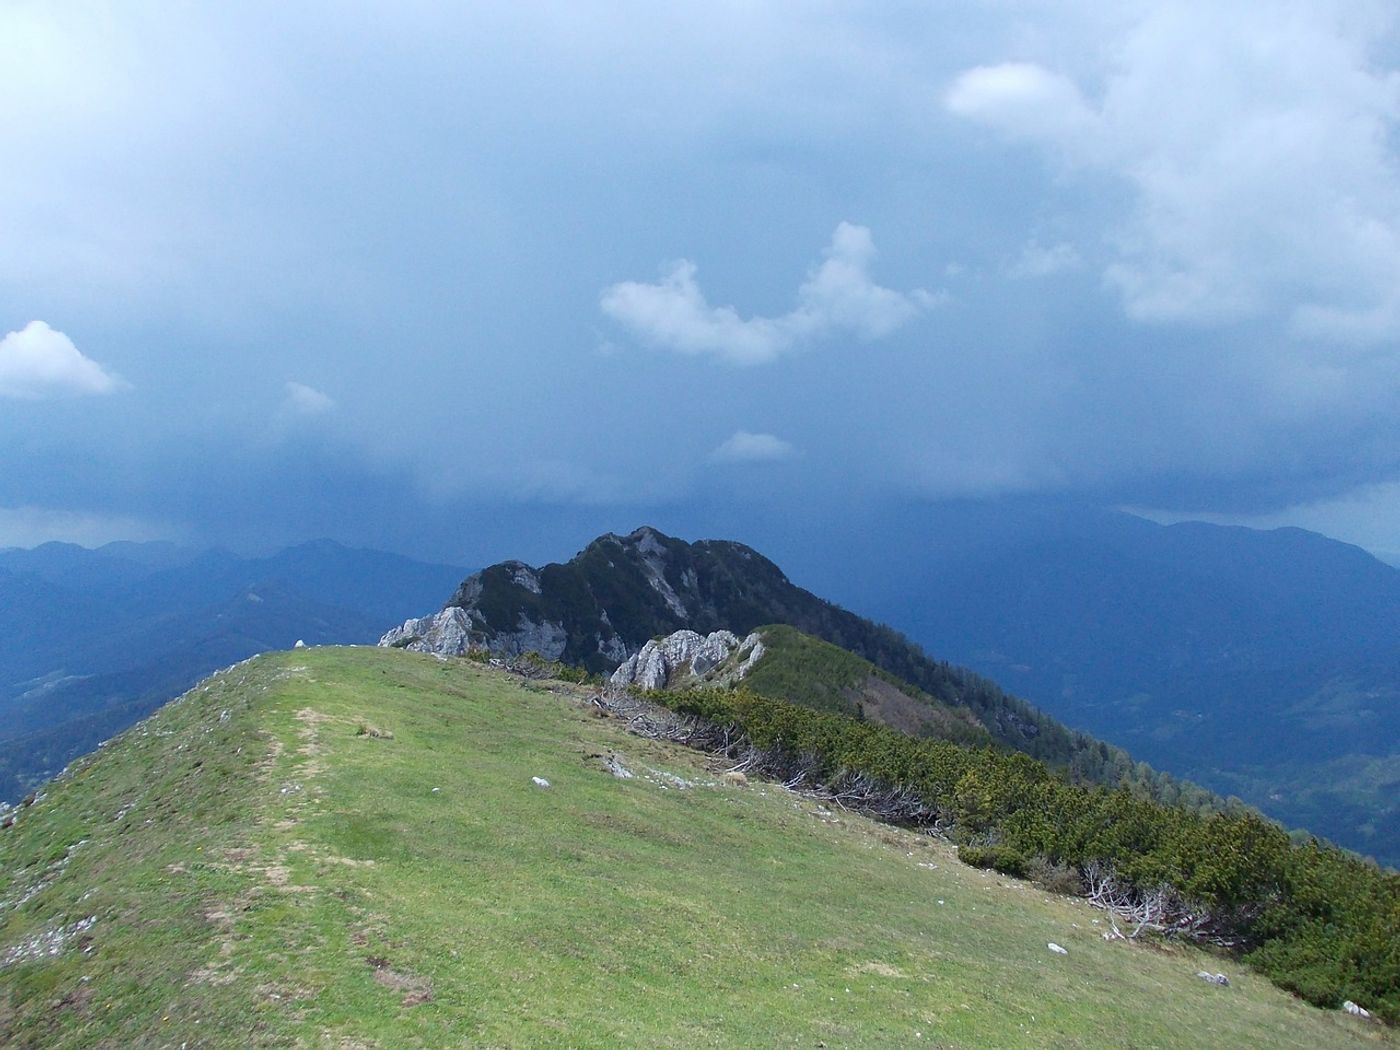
[1027,857,1084,896]
[959,844,1031,879]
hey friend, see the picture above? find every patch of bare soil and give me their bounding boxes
[366,956,434,1007]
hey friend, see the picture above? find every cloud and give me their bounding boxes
[944,62,1099,149]
[601,223,938,365]
[0,321,126,399]
[947,5,1400,334]
[1007,240,1082,279]
[282,381,335,416]
[710,430,797,463]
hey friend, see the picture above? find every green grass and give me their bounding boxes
[0,647,1394,1048]
[741,625,990,745]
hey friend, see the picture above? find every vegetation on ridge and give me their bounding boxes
[639,682,1400,1023]
[1,647,1389,1047]
[448,526,1218,810]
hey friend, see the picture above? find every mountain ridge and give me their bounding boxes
[0,646,1389,1046]
[385,526,1217,806]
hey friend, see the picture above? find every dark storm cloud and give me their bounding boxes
[4,2,1400,557]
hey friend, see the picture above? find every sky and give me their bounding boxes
[5,1,1400,571]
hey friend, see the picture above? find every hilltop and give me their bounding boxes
[0,647,1389,1048]
[384,526,1219,807]
[0,539,465,805]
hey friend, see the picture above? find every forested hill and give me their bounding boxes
[432,526,1216,807]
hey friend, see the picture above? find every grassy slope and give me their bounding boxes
[0,648,1391,1049]
[740,625,992,746]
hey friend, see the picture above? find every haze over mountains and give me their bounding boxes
[819,503,1400,867]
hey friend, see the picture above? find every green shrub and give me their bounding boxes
[959,844,1030,879]
[644,682,1400,1024]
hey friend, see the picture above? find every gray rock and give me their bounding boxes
[596,633,629,664]
[610,629,764,691]
[1343,1000,1372,1018]
[492,616,568,661]
[634,528,690,618]
[379,607,476,656]
[1047,942,1068,955]
[1195,971,1230,986]
[604,755,634,779]
[379,606,569,663]
[531,776,550,788]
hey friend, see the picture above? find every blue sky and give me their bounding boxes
[4,2,1400,567]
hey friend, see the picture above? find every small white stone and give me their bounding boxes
[531,776,551,788]
[1048,942,1068,955]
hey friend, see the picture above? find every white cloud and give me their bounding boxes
[947,4,1400,335]
[710,430,797,463]
[944,62,1100,149]
[601,222,938,365]
[0,320,126,399]
[282,381,335,416]
[1007,240,1082,279]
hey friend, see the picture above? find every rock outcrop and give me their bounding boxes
[380,608,475,655]
[378,606,570,661]
[425,526,799,673]
[610,629,764,691]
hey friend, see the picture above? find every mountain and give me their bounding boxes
[0,539,466,803]
[0,646,1387,1046]
[385,526,1215,807]
[824,501,1400,866]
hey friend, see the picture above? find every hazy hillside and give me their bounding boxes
[0,539,465,803]
[833,502,1400,866]
[0,647,1388,1048]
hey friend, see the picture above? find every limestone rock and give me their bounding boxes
[491,617,569,661]
[610,629,765,691]
[378,607,569,662]
[1195,971,1229,986]
[603,755,635,779]
[1343,1001,1372,1019]
[1047,942,1068,955]
[379,607,475,656]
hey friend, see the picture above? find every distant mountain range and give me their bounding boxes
[0,539,466,802]
[833,501,1400,867]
